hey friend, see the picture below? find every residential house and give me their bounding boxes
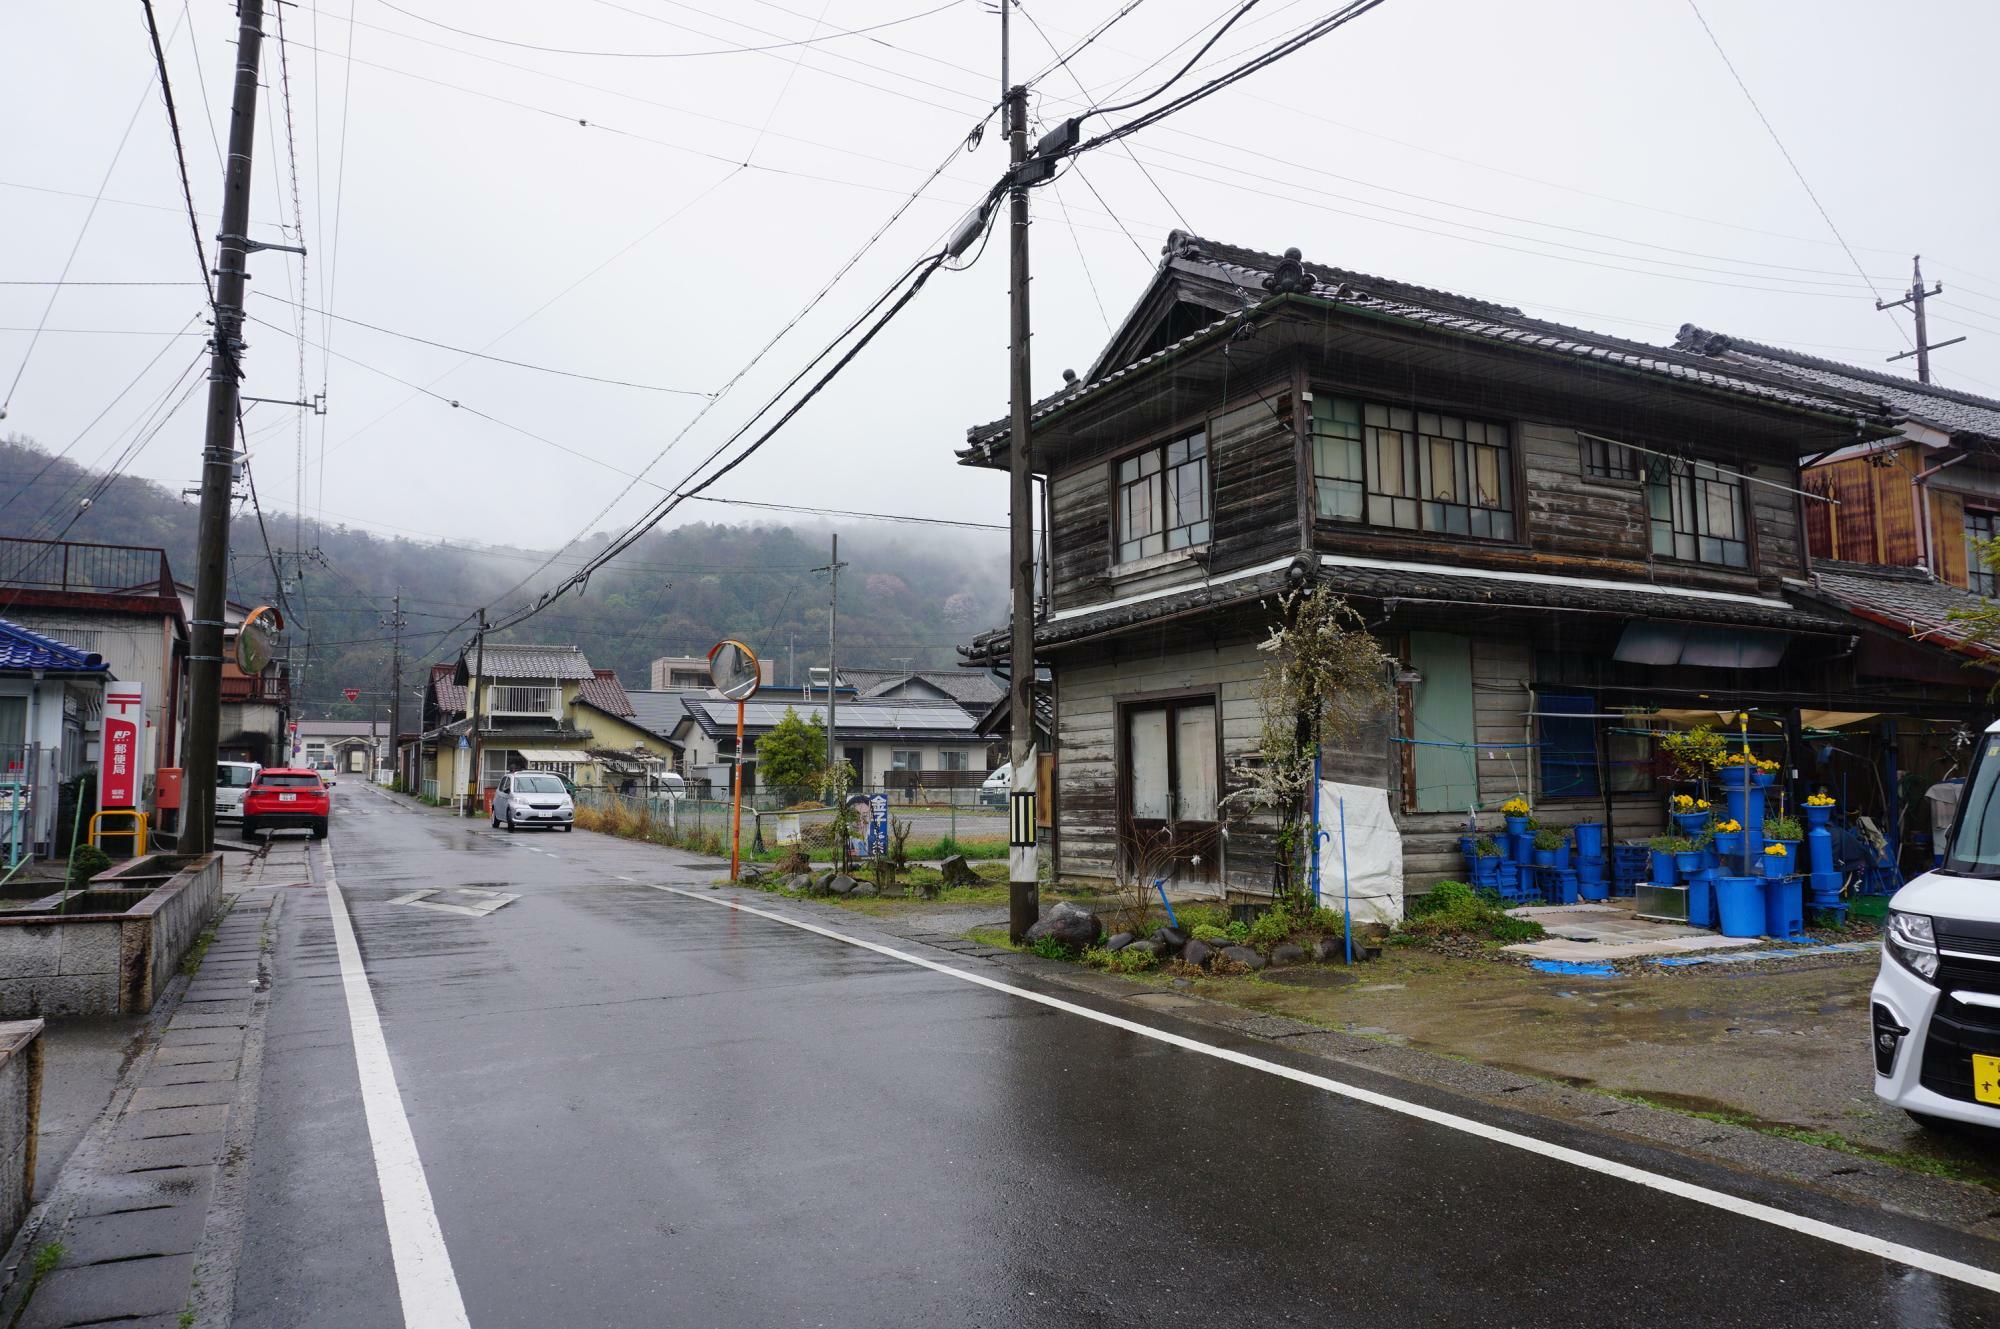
[0,535,187,810]
[959,233,1909,911]
[668,685,992,796]
[0,618,110,860]
[417,645,674,803]
[649,652,772,691]
[838,668,1003,711]
[292,719,387,774]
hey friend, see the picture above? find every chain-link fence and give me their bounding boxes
[574,784,1006,858]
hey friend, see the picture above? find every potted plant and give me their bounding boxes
[1715,750,1756,788]
[1712,817,1745,857]
[1667,833,1702,877]
[1669,793,1711,836]
[1803,791,1835,829]
[1552,827,1574,872]
[1764,815,1800,877]
[1660,725,1725,789]
[1501,796,1531,837]
[1648,832,1686,885]
[1762,842,1792,880]
[1532,827,1561,868]
[1752,757,1780,789]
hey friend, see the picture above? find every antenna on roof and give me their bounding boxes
[1877,256,1966,384]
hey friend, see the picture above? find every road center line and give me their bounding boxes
[649,884,2000,1294]
[322,843,473,1329]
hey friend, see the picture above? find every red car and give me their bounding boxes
[241,767,331,840]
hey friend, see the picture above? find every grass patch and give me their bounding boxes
[1395,881,1544,946]
[179,918,220,977]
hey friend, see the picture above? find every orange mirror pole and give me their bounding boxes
[730,698,746,879]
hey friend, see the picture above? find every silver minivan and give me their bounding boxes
[492,771,574,832]
[216,761,260,822]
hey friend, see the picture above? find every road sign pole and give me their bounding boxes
[731,699,745,880]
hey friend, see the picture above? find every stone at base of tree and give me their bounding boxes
[1150,926,1187,954]
[739,865,768,884]
[786,873,816,894]
[1269,942,1306,967]
[938,854,981,888]
[850,880,878,898]
[1023,900,1101,949]
[1182,938,1214,970]
[824,873,858,896]
[1311,937,1349,964]
[1221,945,1267,971]
[1123,939,1163,959]
[1104,932,1136,952]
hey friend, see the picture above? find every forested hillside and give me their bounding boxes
[0,436,1007,721]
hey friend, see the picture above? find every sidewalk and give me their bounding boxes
[0,840,305,1329]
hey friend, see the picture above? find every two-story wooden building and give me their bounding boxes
[961,234,1903,905]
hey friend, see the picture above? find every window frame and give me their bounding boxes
[1581,434,1642,482]
[1535,692,1655,801]
[1647,455,1750,569]
[1968,508,1998,597]
[1310,392,1518,543]
[1114,688,1221,879]
[1111,429,1212,568]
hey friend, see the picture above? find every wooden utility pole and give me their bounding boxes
[182,0,267,855]
[818,534,845,773]
[1879,255,1967,384]
[385,590,405,781]
[1005,55,1040,940]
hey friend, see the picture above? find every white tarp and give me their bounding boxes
[1313,781,1405,925]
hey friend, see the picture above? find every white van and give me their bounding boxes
[216,761,260,822]
[649,771,688,801]
[1872,718,2000,1130]
[978,765,1011,807]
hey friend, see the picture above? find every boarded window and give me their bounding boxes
[1538,693,1599,798]
[1408,633,1476,814]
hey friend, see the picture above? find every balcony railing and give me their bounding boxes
[0,536,174,597]
[487,684,558,715]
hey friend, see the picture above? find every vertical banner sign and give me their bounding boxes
[100,683,145,811]
[866,792,890,856]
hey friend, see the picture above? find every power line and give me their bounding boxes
[376,0,961,60]
[246,294,715,395]
[137,0,218,308]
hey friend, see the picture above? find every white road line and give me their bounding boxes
[322,845,473,1329]
[649,884,2000,1295]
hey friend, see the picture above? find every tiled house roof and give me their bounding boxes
[1675,325,2000,443]
[462,644,596,681]
[1794,560,2000,663]
[841,668,1003,707]
[577,668,636,717]
[0,617,107,673]
[430,662,466,715]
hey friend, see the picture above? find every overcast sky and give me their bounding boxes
[5,0,1997,559]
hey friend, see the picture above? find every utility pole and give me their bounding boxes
[1005,42,1041,940]
[464,610,486,814]
[1879,255,1967,384]
[383,590,406,782]
[815,535,846,774]
[182,0,267,855]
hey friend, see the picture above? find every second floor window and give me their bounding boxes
[1969,509,1998,596]
[1647,458,1747,568]
[1313,395,1514,540]
[1117,431,1209,563]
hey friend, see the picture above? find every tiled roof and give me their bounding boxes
[464,644,596,681]
[1794,560,2000,662]
[291,720,382,738]
[964,233,1884,452]
[0,617,107,674]
[1675,325,2000,443]
[577,668,636,717]
[430,662,467,715]
[841,668,1003,706]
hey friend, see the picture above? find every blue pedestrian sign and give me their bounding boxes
[458,735,470,750]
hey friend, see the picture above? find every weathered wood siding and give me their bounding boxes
[1806,449,1921,568]
[1044,388,1300,614]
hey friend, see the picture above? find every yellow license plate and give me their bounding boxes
[1974,1055,2000,1105]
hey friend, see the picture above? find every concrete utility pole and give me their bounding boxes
[182,0,267,855]
[384,590,405,780]
[464,610,486,814]
[816,535,846,775]
[1879,255,1967,384]
[1004,62,1040,939]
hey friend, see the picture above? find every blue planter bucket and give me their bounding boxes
[1719,766,1753,789]
[1572,822,1604,859]
[1763,841,1798,880]
[1533,848,1555,868]
[1752,770,1776,788]
[1673,812,1709,836]
[1803,804,1833,831]
[1553,845,1572,871]
[1714,830,1744,858]
[1685,869,1717,928]
[1577,874,1608,902]
[1764,876,1804,940]
[1505,815,1530,838]
[1674,851,1703,877]
[1650,848,1677,885]
[1715,876,1767,937]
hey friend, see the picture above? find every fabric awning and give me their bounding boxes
[1613,621,1791,669]
[516,748,585,763]
[1799,710,1880,730]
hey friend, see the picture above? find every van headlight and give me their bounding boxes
[1885,911,1938,982]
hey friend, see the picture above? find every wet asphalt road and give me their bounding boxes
[229,785,2000,1328]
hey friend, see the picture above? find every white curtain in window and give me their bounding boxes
[1175,705,1217,821]
[1127,710,1169,820]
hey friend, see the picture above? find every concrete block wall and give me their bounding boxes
[0,1020,42,1252]
[0,855,220,1018]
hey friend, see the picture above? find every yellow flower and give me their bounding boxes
[1715,819,1742,833]
[1805,793,1836,807]
[1695,799,1710,810]
[1764,843,1788,856]
[1500,797,1531,816]
[1757,759,1781,773]
[1671,794,1695,811]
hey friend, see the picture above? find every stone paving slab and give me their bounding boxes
[140,1058,236,1084]
[123,1105,229,1139]
[60,1202,207,1264]
[19,1253,195,1327]
[157,1028,244,1051]
[127,1082,236,1111]
[164,1012,250,1031]
[68,1167,214,1219]
[103,1132,226,1174]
